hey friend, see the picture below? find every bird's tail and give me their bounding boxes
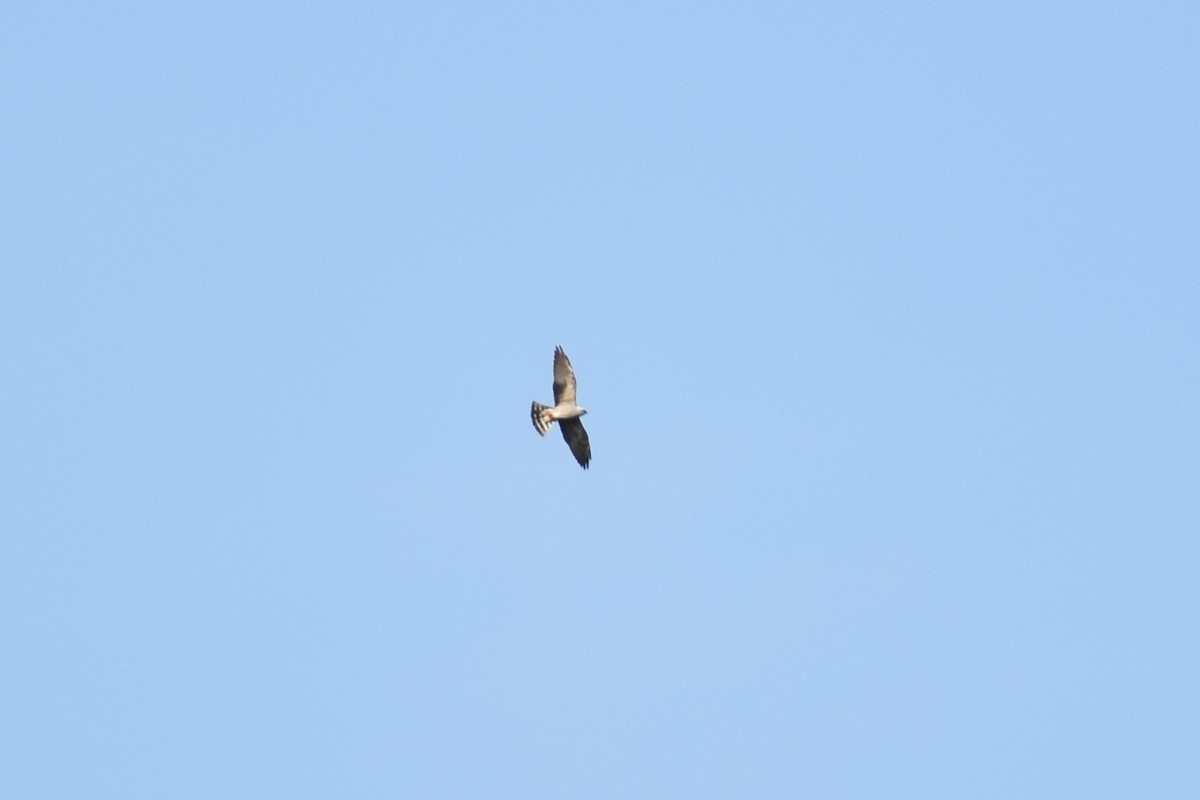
[531,402,554,436]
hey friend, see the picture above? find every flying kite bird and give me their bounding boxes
[531,346,591,469]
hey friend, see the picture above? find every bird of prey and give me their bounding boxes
[531,346,591,469]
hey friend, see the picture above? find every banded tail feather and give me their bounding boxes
[531,402,554,436]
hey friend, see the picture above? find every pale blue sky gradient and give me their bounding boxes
[2,2,1198,797]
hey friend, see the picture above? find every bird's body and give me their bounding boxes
[530,399,586,431]
[531,346,591,468]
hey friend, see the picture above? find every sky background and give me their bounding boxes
[2,2,1198,797]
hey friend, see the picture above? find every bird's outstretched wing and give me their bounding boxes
[559,417,591,469]
[552,346,577,405]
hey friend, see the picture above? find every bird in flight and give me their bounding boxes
[531,346,591,469]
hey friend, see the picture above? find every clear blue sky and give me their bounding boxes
[3,2,1197,797]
